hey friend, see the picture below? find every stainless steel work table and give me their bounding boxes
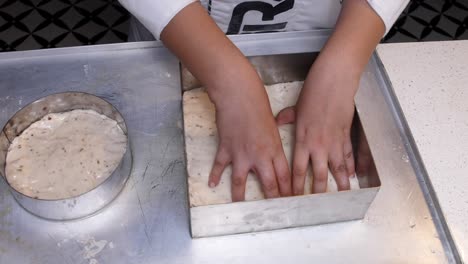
[0,31,459,263]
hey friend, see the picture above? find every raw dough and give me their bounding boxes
[5,109,127,200]
[183,81,360,207]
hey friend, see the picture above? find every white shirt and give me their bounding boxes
[119,0,409,39]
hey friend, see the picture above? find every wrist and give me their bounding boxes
[305,54,362,98]
[314,49,364,79]
[205,63,266,110]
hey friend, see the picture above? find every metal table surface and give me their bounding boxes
[0,32,457,263]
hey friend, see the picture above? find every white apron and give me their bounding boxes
[129,0,342,41]
[202,0,341,34]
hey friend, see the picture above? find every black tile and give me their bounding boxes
[385,0,468,43]
[0,0,129,51]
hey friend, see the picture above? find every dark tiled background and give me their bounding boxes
[1,0,468,52]
[0,0,129,51]
[384,0,468,42]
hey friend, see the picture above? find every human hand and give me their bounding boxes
[159,2,292,201]
[272,0,385,194]
[276,60,359,194]
[207,78,293,202]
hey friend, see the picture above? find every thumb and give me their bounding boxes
[276,106,296,125]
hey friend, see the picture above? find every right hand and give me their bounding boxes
[207,80,292,202]
[159,2,292,201]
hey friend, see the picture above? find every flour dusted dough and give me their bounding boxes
[184,81,360,207]
[5,109,127,200]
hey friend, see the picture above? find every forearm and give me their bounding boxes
[315,0,385,82]
[160,2,265,109]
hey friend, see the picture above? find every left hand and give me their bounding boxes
[276,58,359,194]
[275,0,385,195]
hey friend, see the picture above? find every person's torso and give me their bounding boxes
[200,0,342,34]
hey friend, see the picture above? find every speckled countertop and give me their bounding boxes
[377,41,468,261]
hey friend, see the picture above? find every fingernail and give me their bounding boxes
[209,182,215,188]
[349,174,356,178]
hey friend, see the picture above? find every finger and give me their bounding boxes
[256,160,280,199]
[343,137,356,178]
[275,106,296,125]
[311,151,328,193]
[292,143,309,195]
[356,131,372,177]
[231,164,249,202]
[328,145,350,191]
[273,152,292,197]
[208,147,230,188]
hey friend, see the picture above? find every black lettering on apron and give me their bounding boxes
[226,0,295,34]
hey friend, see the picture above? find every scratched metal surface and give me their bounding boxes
[0,33,456,263]
[0,42,188,263]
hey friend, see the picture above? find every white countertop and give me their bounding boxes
[377,40,468,261]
